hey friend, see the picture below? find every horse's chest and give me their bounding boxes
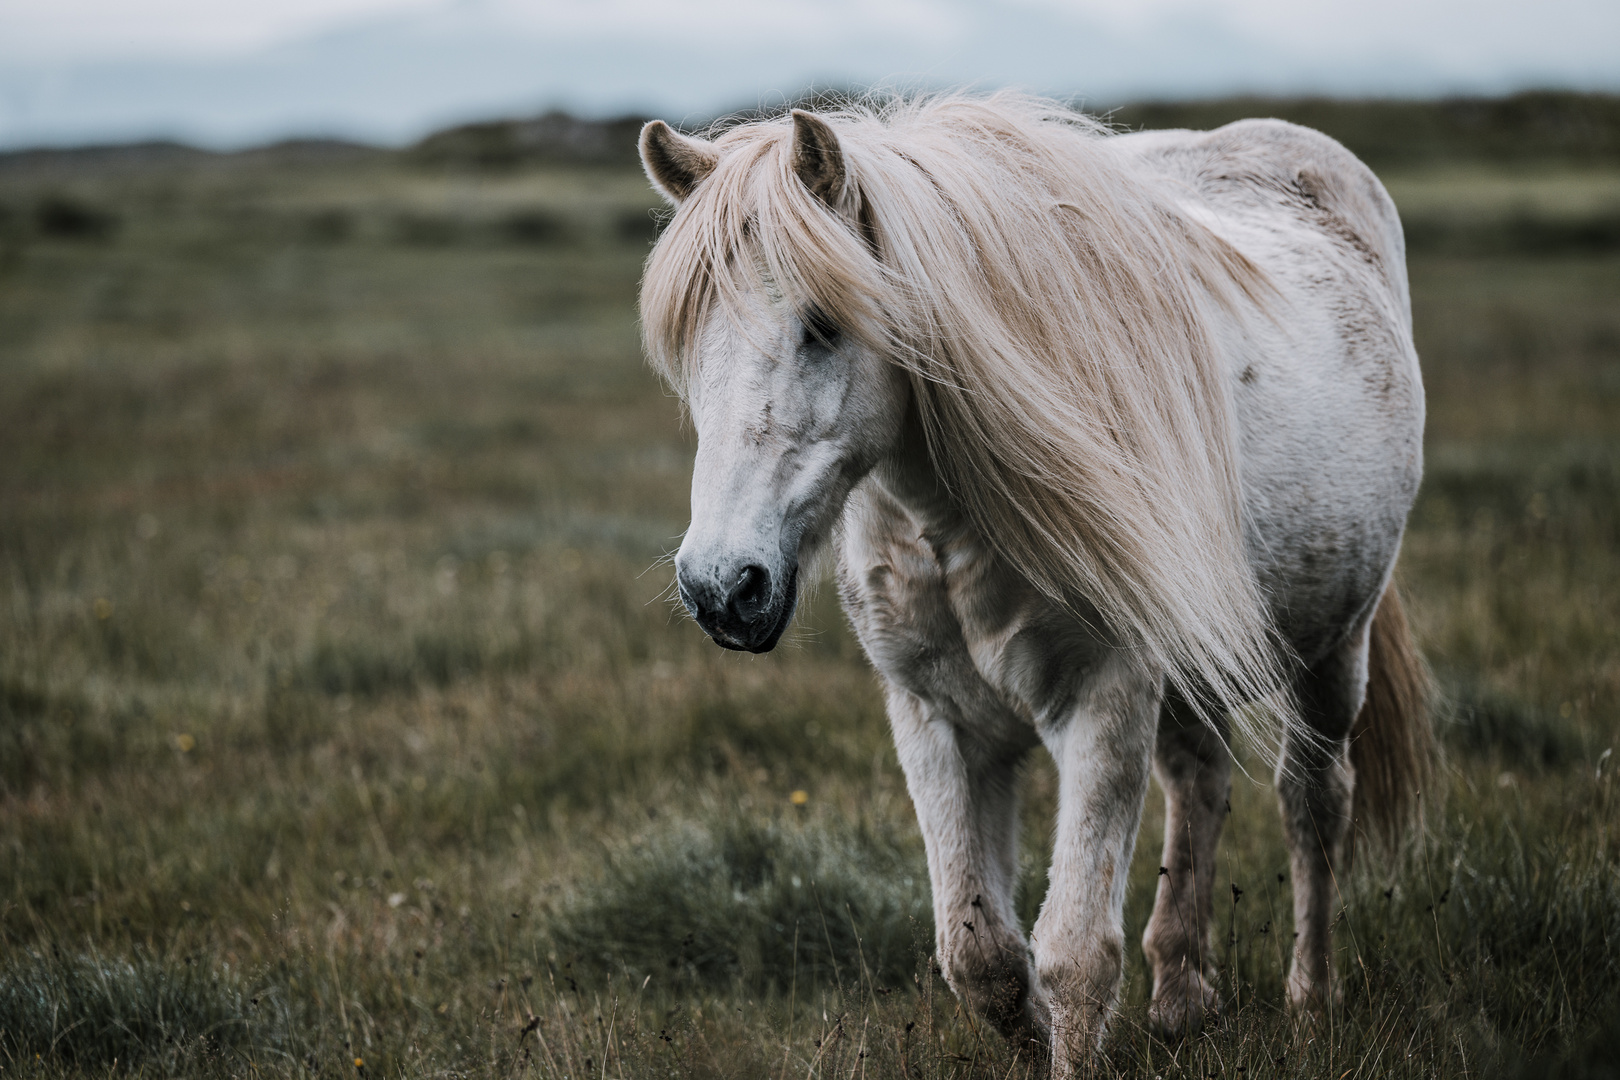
[839,489,1112,732]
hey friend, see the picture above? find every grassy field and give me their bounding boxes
[1,111,1618,1078]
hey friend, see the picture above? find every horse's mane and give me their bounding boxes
[641,91,1293,744]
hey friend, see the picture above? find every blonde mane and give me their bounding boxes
[640,92,1293,741]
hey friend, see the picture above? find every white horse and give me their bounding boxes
[636,92,1431,1070]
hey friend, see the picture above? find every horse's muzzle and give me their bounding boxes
[678,561,799,653]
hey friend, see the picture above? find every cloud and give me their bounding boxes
[0,0,1614,149]
[0,0,440,61]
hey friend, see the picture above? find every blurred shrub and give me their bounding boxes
[1426,822,1620,1039]
[302,207,354,244]
[614,207,663,245]
[499,208,572,246]
[1439,678,1583,768]
[0,677,136,794]
[549,812,931,991]
[0,676,59,793]
[34,193,118,240]
[290,631,530,699]
[391,211,464,246]
[1406,210,1620,256]
[260,683,329,755]
[1504,1007,1620,1080]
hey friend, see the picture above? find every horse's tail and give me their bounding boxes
[1350,583,1437,856]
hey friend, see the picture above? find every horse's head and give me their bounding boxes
[639,111,910,653]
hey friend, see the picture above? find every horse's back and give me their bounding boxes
[1120,118,1410,312]
[1117,120,1425,664]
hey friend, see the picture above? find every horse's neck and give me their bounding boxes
[869,404,1002,574]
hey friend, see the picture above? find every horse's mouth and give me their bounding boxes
[710,565,799,654]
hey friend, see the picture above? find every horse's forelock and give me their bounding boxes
[640,119,892,395]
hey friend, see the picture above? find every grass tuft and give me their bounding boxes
[1441,678,1585,767]
[550,811,932,992]
[0,948,279,1070]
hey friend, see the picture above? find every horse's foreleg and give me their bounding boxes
[1031,659,1159,1071]
[1278,622,1370,1014]
[1142,692,1231,1037]
[887,688,1049,1057]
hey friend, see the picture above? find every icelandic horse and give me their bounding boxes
[636,93,1430,1072]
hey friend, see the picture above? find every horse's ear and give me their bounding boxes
[790,109,845,206]
[639,120,719,204]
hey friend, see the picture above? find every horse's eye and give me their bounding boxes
[800,307,840,349]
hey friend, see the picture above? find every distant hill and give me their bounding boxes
[401,90,1620,171]
[410,112,648,169]
[1111,90,1620,168]
[4,91,1618,175]
[0,137,381,177]
[406,90,1620,171]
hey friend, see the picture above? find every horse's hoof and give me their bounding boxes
[1148,972,1220,1039]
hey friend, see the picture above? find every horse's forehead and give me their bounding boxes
[691,303,781,394]
[735,245,785,303]
[674,232,810,407]
[696,259,792,346]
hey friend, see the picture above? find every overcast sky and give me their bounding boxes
[2,0,1617,148]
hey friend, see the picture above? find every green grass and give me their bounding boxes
[1,129,1618,1078]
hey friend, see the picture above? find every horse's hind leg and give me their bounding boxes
[1142,691,1231,1036]
[886,688,1049,1058]
[1278,620,1372,1013]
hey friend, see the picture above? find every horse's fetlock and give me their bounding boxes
[938,930,1037,1029]
[1286,960,1340,1017]
[1142,916,1213,984]
[1148,963,1220,1038]
[1140,911,1185,969]
[1039,947,1123,1067]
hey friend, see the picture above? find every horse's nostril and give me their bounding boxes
[729,564,771,616]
